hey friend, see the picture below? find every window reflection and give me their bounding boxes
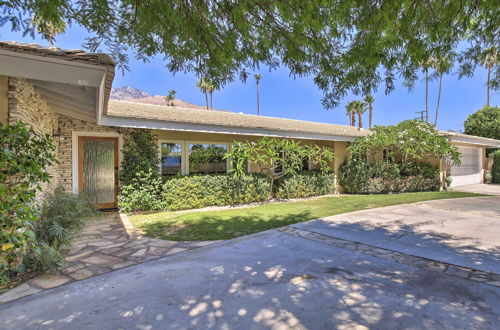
[189,143,228,174]
[161,143,182,175]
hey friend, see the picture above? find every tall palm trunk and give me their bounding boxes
[368,104,373,129]
[487,67,491,106]
[351,113,356,126]
[434,73,443,126]
[204,91,209,110]
[357,112,362,128]
[425,68,429,122]
[210,92,213,110]
[256,81,260,115]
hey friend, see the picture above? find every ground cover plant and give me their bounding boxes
[129,191,483,241]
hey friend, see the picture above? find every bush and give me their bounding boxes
[162,174,269,211]
[339,160,440,194]
[274,171,336,199]
[464,106,500,140]
[400,162,440,179]
[24,190,97,272]
[0,122,57,279]
[118,130,163,212]
[491,150,500,184]
[118,170,165,213]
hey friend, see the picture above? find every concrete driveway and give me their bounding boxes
[294,196,500,274]
[1,197,500,329]
[450,183,500,195]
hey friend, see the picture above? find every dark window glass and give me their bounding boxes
[161,143,182,175]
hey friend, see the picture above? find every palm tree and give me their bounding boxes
[364,95,374,129]
[478,47,498,106]
[346,100,365,127]
[165,89,176,106]
[205,79,217,109]
[254,74,262,115]
[197,78,209,110]
[431,56,453,126]
[421,58,433,122]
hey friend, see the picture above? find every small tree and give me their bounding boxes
[225,137,334,199]
[490,150,500,184]
[348,120,461,171]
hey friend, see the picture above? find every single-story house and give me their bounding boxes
[1,42,499,209]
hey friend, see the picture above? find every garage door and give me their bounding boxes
[450,147,482,187]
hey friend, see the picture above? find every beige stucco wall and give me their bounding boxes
[8,78,60,197]
[0,75,8,127]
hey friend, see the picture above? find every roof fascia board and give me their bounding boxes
[448,135,500,148]
[0,49,107,71]
[0,51,106,87]
[99,114,357,142]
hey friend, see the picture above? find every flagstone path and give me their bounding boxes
[0,213,221,304]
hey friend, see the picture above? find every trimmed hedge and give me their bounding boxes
[275,171,336,199]
[162,174,270,211]
[339,160,440,194]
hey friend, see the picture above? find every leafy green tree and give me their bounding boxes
[254,74,262,115]
[0,122,57,276]
[31,12,66,47]
[348,120,461,172]
[225,137,334,198]
[364,95,374,129]
[431,55,453,126]
[4,1,498,108]
[478,47,498,106]
[464,106,500,140]
[490,150,500,184]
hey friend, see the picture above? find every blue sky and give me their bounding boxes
[1,24,498,131]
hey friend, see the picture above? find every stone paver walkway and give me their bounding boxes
[0,213,221,304]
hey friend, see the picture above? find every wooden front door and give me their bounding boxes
[78,136,119,209]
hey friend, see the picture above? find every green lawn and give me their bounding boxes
[129,191,486,241]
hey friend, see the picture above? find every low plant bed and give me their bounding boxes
[129,191,485,241]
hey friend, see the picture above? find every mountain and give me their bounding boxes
[110,86,209,110]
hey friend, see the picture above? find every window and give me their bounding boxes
[188,143,228,174]
[161,142,183,175]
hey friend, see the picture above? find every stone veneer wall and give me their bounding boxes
[57,115,126,194]
[8,78,60,196]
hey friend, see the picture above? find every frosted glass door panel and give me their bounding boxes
[83,140,115,205]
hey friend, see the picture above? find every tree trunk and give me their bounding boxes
[210,92,213,110]
[487,67,491,106]
[268,176,274,200]
[256,81,260,115]
[357,112,362,128]
[425,68,429,122]
[434,73,443,126]
[351,113,356,126]
[205,92,209,110]
[369,104,373,129]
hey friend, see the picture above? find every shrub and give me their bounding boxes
[118,170,165,213]
[348,120,460,170]
[275,171,336,199]
[339,160,440,194]
[400,161,440,179]
[0,122,57,279]
[118,130,163,212]
[464,106,500,140]
[162,174,269,211]
[24,189,97,272]
[491,150,500,184]
[225,136,335,198]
